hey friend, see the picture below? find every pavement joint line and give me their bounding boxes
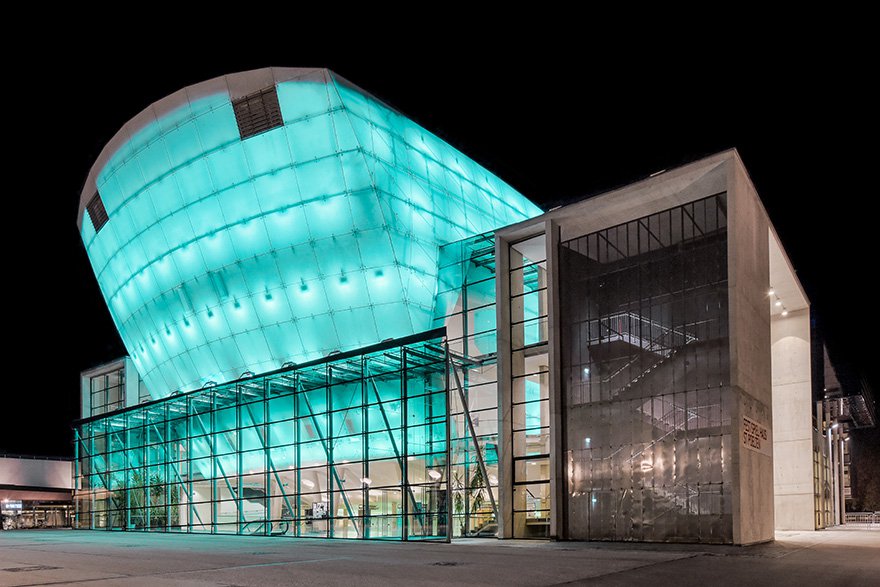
[542,552,704,586]
[769,535,836,559]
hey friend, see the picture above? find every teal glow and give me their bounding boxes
[75,336,449,539]
[81,71,541,398]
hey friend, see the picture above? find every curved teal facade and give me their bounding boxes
[79,68,541,399]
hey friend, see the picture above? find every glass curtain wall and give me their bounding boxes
[508,235,551,538]
[75,335,449,541]
[560,193,731,543]
[434,233,500,537]
[90,368,125,416]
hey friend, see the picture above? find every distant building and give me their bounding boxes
[1,455,73,529]
[71,68,859,544]
[813,338,876,525]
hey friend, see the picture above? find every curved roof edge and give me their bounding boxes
[77,67,389,230]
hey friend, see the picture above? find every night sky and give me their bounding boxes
[3,44,876,458]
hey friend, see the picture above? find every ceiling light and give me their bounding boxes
[301,479,315,488]
[775,300,782,307]
[360,477,372,486]
[781,310,789,317]
[768,288,775,296]
[427,469,442,481]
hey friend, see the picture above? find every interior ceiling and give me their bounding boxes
[769,228,809,316]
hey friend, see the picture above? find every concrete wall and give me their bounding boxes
[0,457,73,490]
[496,149,810,544]
[727,155,775,545]
[771,308,814,530]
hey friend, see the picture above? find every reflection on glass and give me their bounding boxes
[75,337,448,541]
[433,232,501,537]
[509,234,550,538]
[561,193,732,542]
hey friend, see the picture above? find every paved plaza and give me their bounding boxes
[0,528,877,586]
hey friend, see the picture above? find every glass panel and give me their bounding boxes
[74,335,448,541]
[560,193,731,542]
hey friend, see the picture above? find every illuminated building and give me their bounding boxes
[73,69,844,544]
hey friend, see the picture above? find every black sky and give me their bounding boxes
[3,40,876,457]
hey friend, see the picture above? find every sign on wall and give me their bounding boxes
[741,416,772,457]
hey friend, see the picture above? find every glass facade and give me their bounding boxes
[90,368,125,416]
[434,233,500,537]
[79,69,541,400]
[508,235,551,538]
[75,333,450,541]
[560,193,732,542]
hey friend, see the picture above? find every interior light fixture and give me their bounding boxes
[768,288,775,296]
[301,479,315,488]
[427,469,442,481]
[775,300,783,307]
[360,477,372,485]
[781,310,789,317]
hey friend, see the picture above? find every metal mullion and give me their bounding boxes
[190,409,241,534]
[362,357,370,539]
[327,366,334,539]
[444,343,452,542]
[451,362,498,521]
[402,348,409,541]
[241,400,295,536]
[298,377,360,537]
[148,421,203,530]
[294,376,301,537]
[365,367,420,529]
[236,392,242,535]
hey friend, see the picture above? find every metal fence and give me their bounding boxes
[844,512,880,528]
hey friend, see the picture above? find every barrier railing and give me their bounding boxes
[843,512,880,527]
